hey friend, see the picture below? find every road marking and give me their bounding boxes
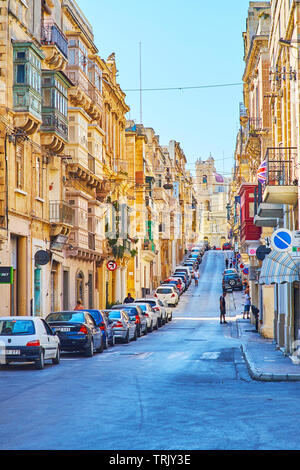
[200,352,221,360]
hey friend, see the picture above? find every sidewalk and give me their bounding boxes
[228,290,300,382]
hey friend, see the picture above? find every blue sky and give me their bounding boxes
[76,0,251,177]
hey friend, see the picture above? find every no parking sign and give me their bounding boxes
[107,260,117,271]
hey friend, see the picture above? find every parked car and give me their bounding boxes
[162,278,183,295]
[0,316,60,370]
[135,298,168,326]
[84,309,115,348]
[131,303,159,332]
[171,274,187,291]
[222,273,243,292]
[46,311,103,357]
[106,310,137,343]
[174,266,192,282]
[223,268,238,276]
[155,285,179,306]
[222,243,232,250]
[109,304,147,336]
[172,272,189,290]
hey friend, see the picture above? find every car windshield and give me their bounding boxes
[224,275,239,281]
[157,288,172,294]
[0,320,35,336]
[107,311,121,319]
[137,300,155,307]
[46,312,85,323]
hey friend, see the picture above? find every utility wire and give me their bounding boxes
[124,82,243,92]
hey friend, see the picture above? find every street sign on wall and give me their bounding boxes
[0,267,13,284]
[107,260,117,272]
[271,229,293,252]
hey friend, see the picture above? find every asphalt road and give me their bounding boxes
[1,251,300,450]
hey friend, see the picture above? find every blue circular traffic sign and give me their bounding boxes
[271,229,293,252]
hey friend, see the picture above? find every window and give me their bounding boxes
[76,271,84,304]
[16,143,24,189]
[16,64,25,84]
[36,156,42,198]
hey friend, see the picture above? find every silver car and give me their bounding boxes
[135,298,168,326]
[106,310,137,343]
[131,303,158,332]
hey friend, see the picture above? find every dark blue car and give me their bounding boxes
[84,309,115,348]
[46,311,103,357]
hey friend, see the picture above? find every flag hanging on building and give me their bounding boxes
[257,160,267,184]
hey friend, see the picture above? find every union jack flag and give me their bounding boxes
[257,160,267,184]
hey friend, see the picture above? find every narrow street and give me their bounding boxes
[1,251,300,451]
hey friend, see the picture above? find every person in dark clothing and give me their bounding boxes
[124,293,135,304]
[220,292,227,324]
[225,258,229,269]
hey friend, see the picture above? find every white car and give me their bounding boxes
[0,316,60,370]
[135,298,168,325]
[155,285,179,306]
[131,303,159,332]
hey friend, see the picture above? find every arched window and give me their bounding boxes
[76,271,84,304]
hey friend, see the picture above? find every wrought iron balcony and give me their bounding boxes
[49,201,74,226]
[41,114,68,140]
[41,19,68,59]
[265,147,297,187]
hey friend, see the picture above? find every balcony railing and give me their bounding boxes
[265,147,298,186]
[249,117,262,132]
[49,201,74,225]
[41,19,68,59]
[42,114,68,139]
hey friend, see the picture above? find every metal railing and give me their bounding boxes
[49,201,74,225]
[249,117,262,132]
[42,114,68,139]
[265,147,298,186]
[41,19,68,58]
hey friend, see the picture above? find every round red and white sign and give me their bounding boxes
[107,260,117,271]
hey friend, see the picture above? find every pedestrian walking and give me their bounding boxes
[219,292,227,324]
[124,293,135,304]
[225,258,229,269]
[194,270,199,286]
[243,289,251,319]
[74,299,84,310]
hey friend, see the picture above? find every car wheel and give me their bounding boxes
[123,331,130,343]
[143,325,148,335]
[169,313,172,321]
[103,335,109,350]
[132,328,137,341]
[158,317,162,327]
[154,320,158,330]
[96,337,104,354]
[35,350,45,370]
[85,339,94,357]
[148,322,153,333]
[111,335,116,346]
[52,347,60,365]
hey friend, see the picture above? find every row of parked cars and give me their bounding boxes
[0,297,173,370]
[0,246,204,371]
[153,246,204,308]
